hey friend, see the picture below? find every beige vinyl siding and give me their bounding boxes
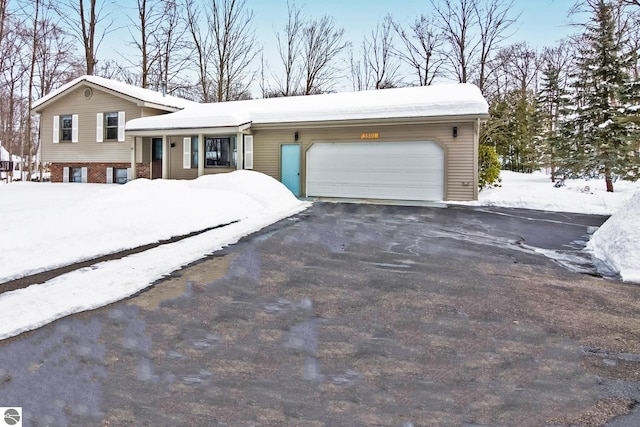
[141,106,171,118]
[40,86,169,164]
[251,121,477,201]
[167,136,198,180]
[442,122,476,201]
[164,134,235,179]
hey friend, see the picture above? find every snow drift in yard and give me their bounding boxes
[587,191,640,283]
[458,170,638,215]
[0,170,301,283]
[0,171,308,339]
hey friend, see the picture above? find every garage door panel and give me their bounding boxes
[307,141,444,201]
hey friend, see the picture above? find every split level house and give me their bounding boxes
[32,75,489,202]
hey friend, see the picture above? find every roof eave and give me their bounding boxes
[126,124,249,137]
[124,114,489,136]
[141,101,183,112]
[249,113,490,130]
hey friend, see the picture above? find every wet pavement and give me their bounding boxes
[2,203,640,426]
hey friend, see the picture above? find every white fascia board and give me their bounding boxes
[126,126,244,137]
[250,114,490,130]
[141,102,183,112]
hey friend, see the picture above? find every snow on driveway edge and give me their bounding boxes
[0,203,309,340]
[587,191,640,284]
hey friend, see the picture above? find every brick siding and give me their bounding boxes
[50,162,151,183]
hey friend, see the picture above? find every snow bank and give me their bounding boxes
[0,170,306,283]
[587,192,640,283]
[0,171,309,339]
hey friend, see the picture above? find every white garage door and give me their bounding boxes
[306,141,444,201]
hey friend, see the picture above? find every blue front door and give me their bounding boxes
[281,144,301,196]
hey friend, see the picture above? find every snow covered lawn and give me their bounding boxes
[0,171,309,339]
[461,170,638,215]
[0,169,638,340]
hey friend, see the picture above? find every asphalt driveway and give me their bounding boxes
[2,202,640,426]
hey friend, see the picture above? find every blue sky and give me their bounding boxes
[101,0,580,92]
[105,0,579,58]
[250,0,577,51]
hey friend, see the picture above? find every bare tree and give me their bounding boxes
[151,0,191,94]
[209,0,258,101]
[0,14,29,179]
[25,0,43,180]
[351,15,401,90]
[626,11,640,79]
[365,15,400,89]
[541,42,574,90]
[129,0,190,93]
[430,0,517,92]
[392,14,445,86]
[301,15,348,95]
[486,42,540,100]
[0,0,8,49]
[34,20,83,98]
[130,0,161,88]
[54,0,115,75]
[95,59,140,83]
[349,45,371,91]
[430,0,477,84]
[474,0,518,93]
[273,0,303,96]
[185,0,214,101]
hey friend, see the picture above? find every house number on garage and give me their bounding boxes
[360,132,379,139]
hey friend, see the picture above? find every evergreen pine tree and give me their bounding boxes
[570,0,640,191]
[537,61,572,180]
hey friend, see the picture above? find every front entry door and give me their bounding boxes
[281,144,301,196]
[152,138,163,179]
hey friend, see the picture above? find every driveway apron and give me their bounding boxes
[1,203,640,427]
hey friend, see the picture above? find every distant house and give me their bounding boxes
[33,76,489,201]
[0,146,20,181]
[31,75,196,183]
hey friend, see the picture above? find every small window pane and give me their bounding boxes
[106,113,118,126]
[61,115,73,141]
[192,137,198,168]
[114,168,128,184]
[70,167,82,183]
[205,137,235,167]
[104,112,119,140]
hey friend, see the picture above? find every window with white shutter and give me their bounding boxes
[244,135,254,169]
[96,113,103,142]
[118,111,125,141]
[81,167,88,183]
[53,116,60,143]
[106,167,113,184]
[62,166,69,182]
[183,137,191,169]
[71,114,79,143]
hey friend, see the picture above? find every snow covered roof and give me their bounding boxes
[126,83,489,132]
[32,75,196,112]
